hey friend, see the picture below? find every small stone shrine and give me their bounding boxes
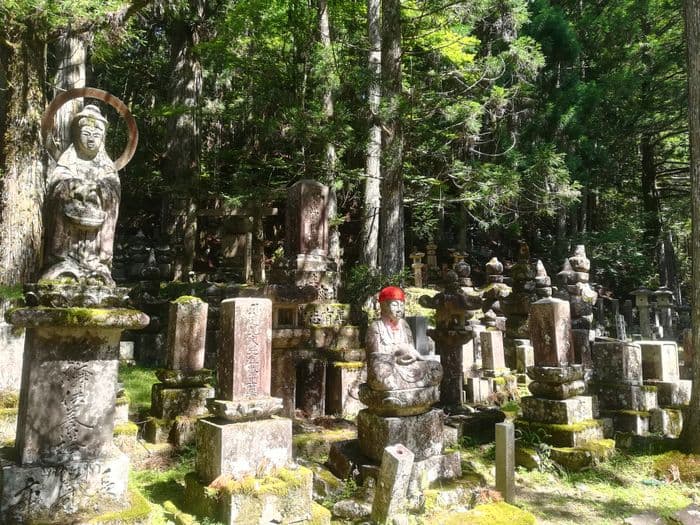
[145,296,214,446]
[515,289,614,471]
[2,96,151,523]
[185,297,328,524]
[480,257,511,332]
[556,245,598,368]
[329,287,461,494]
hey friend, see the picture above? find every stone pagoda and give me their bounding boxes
[145,296,214,446]
[2,100,150,522]
[516,290,614,471]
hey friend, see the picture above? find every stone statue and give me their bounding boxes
[419,271,480,329]
[42,105,120,285]
[360,286,442,415]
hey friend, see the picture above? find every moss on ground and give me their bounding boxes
[653,451,700,482]
[119,364,159,414]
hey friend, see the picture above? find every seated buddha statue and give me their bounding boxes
[360,286,442,416]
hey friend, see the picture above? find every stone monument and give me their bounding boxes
[329,287,461,495]
[145,296,214,446]
[2,92,151,523]
[185,297,329,524]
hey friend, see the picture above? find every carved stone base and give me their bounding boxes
[357,409,444,462]
[206,397,283,421]
[0,447,129,524]
[358,384,439,416]
[195,417,292,482]
[151,384,214,419]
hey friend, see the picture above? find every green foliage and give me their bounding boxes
[118,364,158,414]
[341,265,410,306]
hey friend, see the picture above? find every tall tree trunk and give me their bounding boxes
[360,0,381,269]
[680,0,700,452]
[379,0,404,275]
[0,33,46,298]
[51,35,86,154]
[641,133,662,253]
[162,2,203,280]
[318,0,341,273]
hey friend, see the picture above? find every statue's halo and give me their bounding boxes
[41,87,138,171]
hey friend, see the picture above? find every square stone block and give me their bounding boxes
[591,341,643,385]
[195,417,292,482]
[0,448,129,523]
[601,410,651,435]
[408,451,462,495]
[515,342,534,374]
[645,379,692,406]
[593,383,658,411]
[521,396,593,425]
[152,384,214,419]
[325,362,366,419]
[639,341,680,382]
[357,409,444,462]
[465,377,491,404]
[650,408,683,438]
[481,330,506,370]
[185,466,313,525]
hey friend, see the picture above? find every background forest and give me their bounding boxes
[0,0,691,300]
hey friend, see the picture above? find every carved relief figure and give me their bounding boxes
[42,105,120,285]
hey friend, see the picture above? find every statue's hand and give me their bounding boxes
[394,344,422,364]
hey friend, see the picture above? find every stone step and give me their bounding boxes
[520,395,594,425]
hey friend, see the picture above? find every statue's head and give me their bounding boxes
[378,286,405,322]
[72,105,108,159]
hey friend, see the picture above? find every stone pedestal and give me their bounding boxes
[3,306,149,523]
[427,329,471,406]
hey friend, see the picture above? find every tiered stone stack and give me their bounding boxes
[410,251,426,288]
[185,298,329,524]
[653,287,676,340]
[145,296,214,446]
[268,180,363,420]
[640,340,691,437]
[631,287,653,339]
[556,245,598,368]
[515,295,613,471]
[592,339,690,438]
[501,243,537,372]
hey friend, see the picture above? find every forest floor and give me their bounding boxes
[119,365,700,525]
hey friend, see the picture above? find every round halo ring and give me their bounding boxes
[41,87,138,171]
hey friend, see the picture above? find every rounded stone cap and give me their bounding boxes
[8,307,150,329]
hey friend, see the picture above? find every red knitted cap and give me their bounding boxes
[378,286,405,302]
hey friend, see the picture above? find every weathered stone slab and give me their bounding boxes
[529,297,574,367]
[515,340,534,374]
[481,329,506,370]
[371,444,414,525]
[296,357,326,418]
[195,417,292,482]
[357,409,443,462]
[0,322,24,393]
[528,379,586,400]
[601,410,651,435]
[592,340,643,385]
[218,298,272,401]
[515,418,606,447]
[151,384,214,419]
[427,329,471,406]
[527,364,584,384]
[286,180,330,257]
[119,340,134,362]
[0,448,129,523]
[409,451,461,492]
[520,396,593,425]
[155,368,213,387]
[206,397,282,421]
[166,297,208,372]
[639,341,680,382]
[571,328,593,368]
[406,316,433,356]
[650,407,683,437]
[326,362,366,418]
[496,422,515,503]
[593,383,658,411]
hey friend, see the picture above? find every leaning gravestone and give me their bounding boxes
[2,90,150,523]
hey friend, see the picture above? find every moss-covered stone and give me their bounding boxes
[515,418,605,447]
[114,421,139,437]
[172,295,203,304]
[293,428,356,461]
[549,439,616,471]
[308,502,331,524]
[0,391,19,409]
[87,489,151,524]
[427,502,536,525]
[8,307,149,329]
[332,361,364,370]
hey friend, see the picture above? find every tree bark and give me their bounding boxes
[641,133,662,253]
[162,1,203,280]
[51,35,86,154]
[0,32,47,296]
[379,0,404,275]
[360,0,382,269]
[680,0,700,452]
